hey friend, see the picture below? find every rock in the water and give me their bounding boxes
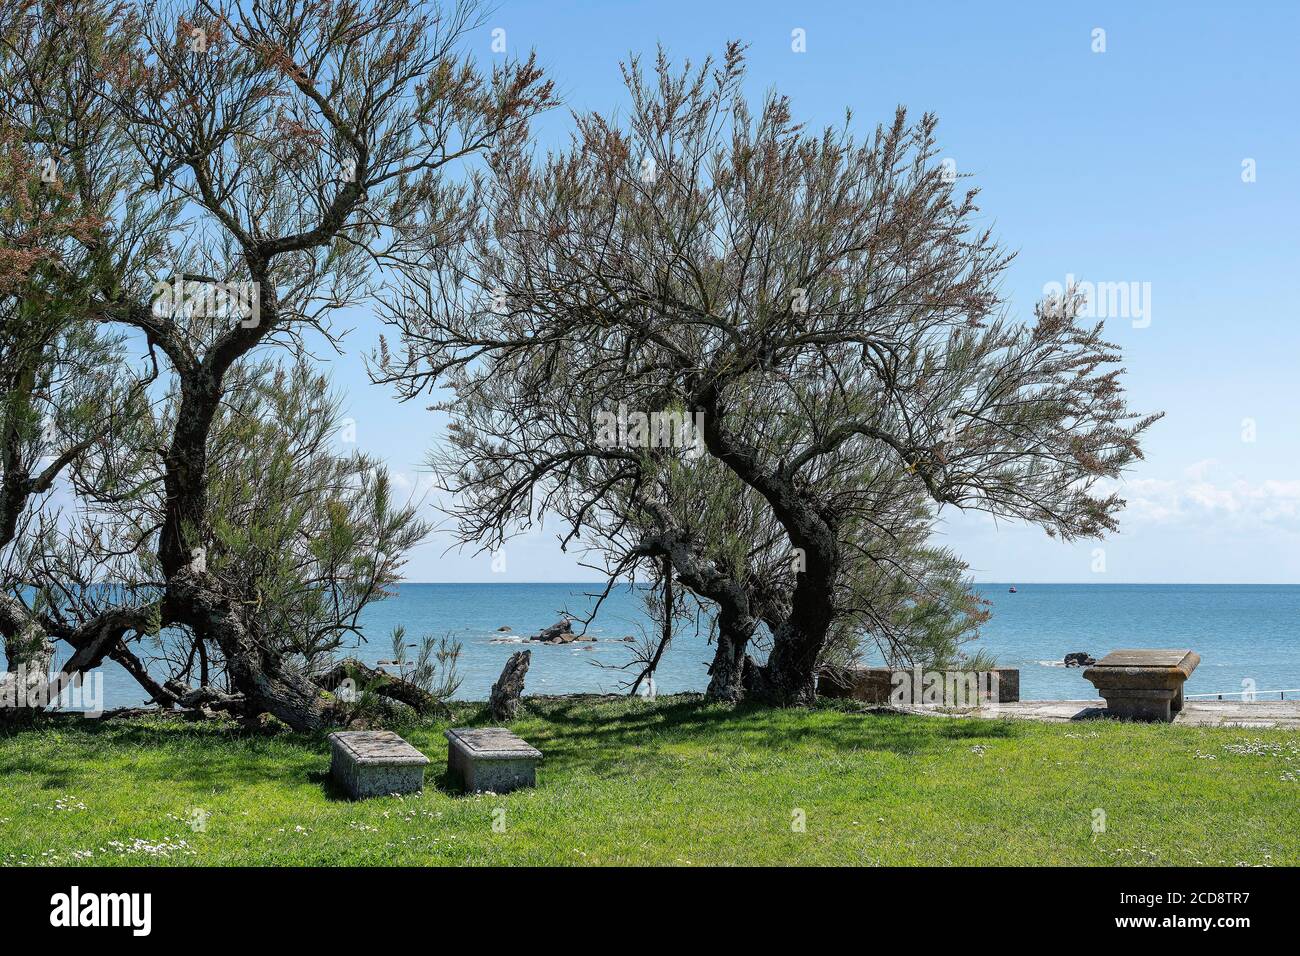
[489,650,532,721]
[529,618,575,643]
[1064,652,1096,668]
[497,625,511,632]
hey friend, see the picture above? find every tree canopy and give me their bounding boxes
[375,43,1160,703]
[1,0,553,727]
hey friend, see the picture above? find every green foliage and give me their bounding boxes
[202,361,429,669]
[385,625,463,702]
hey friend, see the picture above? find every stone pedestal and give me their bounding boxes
[1083,649,1200,723]
[328,730,430,799]
[445,727,542,793]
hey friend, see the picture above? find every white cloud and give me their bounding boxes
[390,469,439,495]
[1119,462,1300,530]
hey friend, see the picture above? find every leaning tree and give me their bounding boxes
[1,0,553,728]
[376,44,1160,704]
[378,330,985,701]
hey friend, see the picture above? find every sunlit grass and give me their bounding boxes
[1,695,1295,866]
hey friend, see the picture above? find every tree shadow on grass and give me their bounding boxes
[511,695,1021,780]
[0,718,333,796]
[0,696,1022,797]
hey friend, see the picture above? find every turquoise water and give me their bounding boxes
[34,583,1300,708]
[969,584,1300,700]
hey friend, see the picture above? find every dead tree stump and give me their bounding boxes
[489,650,531,721]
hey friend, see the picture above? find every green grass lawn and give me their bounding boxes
[1,695,1296,866]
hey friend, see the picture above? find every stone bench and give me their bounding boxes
[445,727,542,794]
[1083,649,1200,722]
[328,730,430,799]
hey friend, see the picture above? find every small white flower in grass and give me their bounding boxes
[102,837,195,859]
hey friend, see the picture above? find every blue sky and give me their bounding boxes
[319,0,1300,583]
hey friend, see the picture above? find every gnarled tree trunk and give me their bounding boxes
[166,569,339,733]
[634,515,760,704]
[0,594,55,725]
[694,384,841,706]
[706,609,755,703]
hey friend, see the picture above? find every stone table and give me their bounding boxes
[328,730,430,799]
[1082,649,1200,722]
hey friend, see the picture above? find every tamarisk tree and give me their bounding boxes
[1,0,553,728]
[0,0,162,721]
[377,44,1160,704]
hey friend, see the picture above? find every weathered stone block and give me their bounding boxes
[1082,649,1200,723]
[328,730,430,799]
[445,727,542,793]
[817,666,1020,705]
[818,666,894,703]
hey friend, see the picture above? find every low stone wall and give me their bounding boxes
[818,666,1020,706]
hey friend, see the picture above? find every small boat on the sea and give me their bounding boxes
[1008,585,1017,593]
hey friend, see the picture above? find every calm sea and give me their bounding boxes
[35,583,1300,709]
